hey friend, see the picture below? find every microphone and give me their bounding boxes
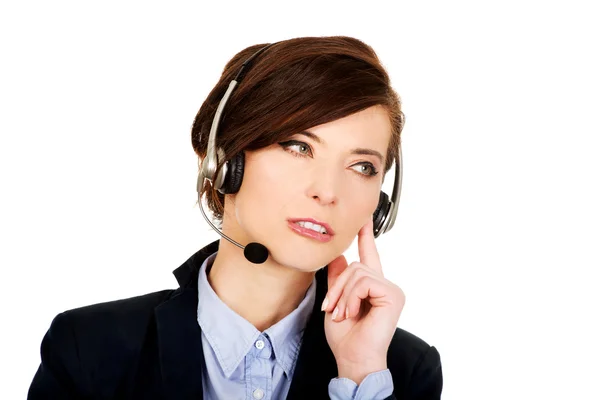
[243,242,270,265]
[197,192,269,264]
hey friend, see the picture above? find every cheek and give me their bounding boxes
[352,186,381,217]
[244,151,291,190]
[340,188,381,238]
[235,156,296,226]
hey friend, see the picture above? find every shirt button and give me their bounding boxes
[255,339,265,349]
[253,388,265,399]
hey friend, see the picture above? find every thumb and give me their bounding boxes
[327,254,348,290]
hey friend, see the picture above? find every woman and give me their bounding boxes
[28,36,443,399]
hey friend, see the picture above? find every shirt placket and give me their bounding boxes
[246,333,273,400]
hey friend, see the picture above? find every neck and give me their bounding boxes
[208,238,315,332]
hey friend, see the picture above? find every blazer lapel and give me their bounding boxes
[154,289,205,399]
[286,267,338,399]
[153,240,338,399]
[154,240,220,400]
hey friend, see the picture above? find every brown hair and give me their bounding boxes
[191,36,404,224]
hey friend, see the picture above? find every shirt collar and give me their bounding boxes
[196,251,317,378]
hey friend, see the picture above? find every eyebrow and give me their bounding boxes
[298,130,384,164]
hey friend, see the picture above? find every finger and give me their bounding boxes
[323,255,347,312]
[330,267,374,321]
[326,254,348,291]
[336,275,396,322]
[323,260,361,313]
[358,219,382,273]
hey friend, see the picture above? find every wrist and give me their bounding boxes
[336,360,387,385]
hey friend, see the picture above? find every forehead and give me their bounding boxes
[308,105,391,146]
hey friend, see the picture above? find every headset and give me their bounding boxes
[196,42,402,263]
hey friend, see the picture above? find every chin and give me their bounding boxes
[274,254,329,272]
[267,238,341,272]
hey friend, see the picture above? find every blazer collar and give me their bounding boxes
[154,240,338,399]
[172,240,220,289]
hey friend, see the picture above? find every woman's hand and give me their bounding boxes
[323,219,406,385]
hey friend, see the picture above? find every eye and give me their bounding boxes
[351,162,379,177]
[279,140,313,157]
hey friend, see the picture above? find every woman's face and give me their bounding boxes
[223,105,392,272]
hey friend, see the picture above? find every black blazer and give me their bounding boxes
[29,240,443,399]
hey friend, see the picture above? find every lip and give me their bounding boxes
[288,217,335,235]
[287,218,335,243]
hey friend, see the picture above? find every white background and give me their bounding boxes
[1,1,599,398]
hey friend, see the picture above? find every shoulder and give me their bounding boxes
[54,289,175,358]
[61,289,174,332]
[55,290,174,371]
[387,326,435,364]
[387,327,443,399]
[30,289,178,398]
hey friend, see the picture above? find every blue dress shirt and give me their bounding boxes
[196,251,394,399]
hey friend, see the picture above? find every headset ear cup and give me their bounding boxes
[373,191,390,236]
[220,152,245,194]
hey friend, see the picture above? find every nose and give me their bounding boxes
[306,166,340,206]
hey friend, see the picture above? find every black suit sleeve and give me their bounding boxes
[382,345,443,400]
[28,312,90,399]
[406,345,443,400]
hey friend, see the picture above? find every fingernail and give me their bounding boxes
[345,306,349,319]
[332,306,338,320]
[321,297,329,311]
